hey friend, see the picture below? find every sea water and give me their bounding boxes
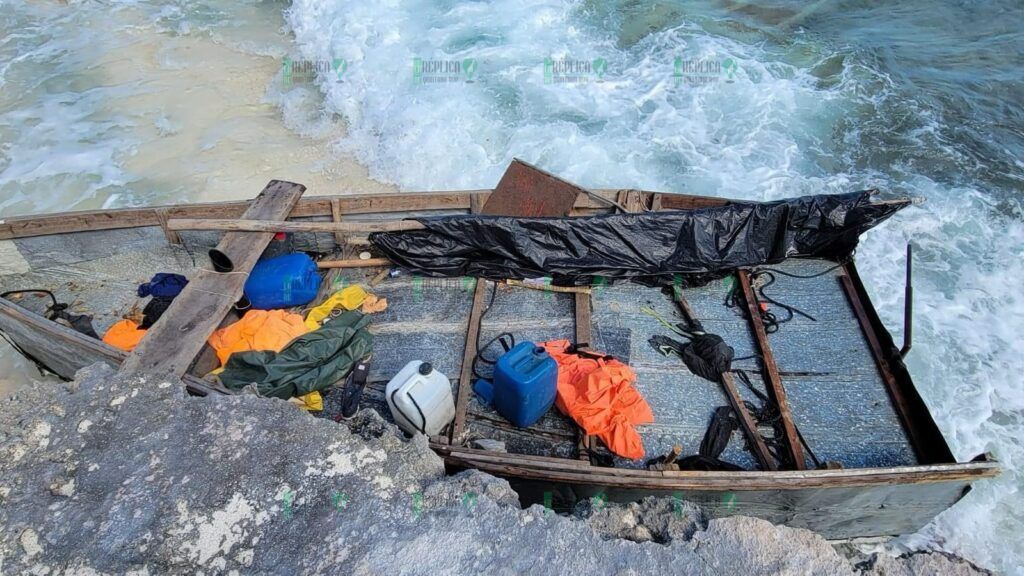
[1,0,1021,572]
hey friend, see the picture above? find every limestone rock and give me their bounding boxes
[0,363,993,575]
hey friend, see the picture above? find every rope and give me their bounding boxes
[640,306,694,338]
[723,259,850,333]
[732,369,822,468]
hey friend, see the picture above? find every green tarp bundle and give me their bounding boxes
[220,311,372,399]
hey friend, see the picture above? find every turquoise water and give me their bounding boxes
[2,0,1023,572]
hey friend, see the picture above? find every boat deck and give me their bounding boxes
[0,225,917,471]
[320,257,917,471]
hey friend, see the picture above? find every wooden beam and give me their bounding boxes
[450,280,489,442]
[155,208,181,245]
[434,444,999,488]
[574,292,593,347]
[317,257,391,269]
[166,218,426,234]
[0,188,742,242]
[119,180,306,378]
[838,267,927,462]
[736,270,806,470]
[329,198,346,247]
[616,189,646,213]
[574,291,597,460]
[720,372,777,471]
[658,194,730,211]
[504,280,590,295]
[671,286,777,471]
[0,298,227,396]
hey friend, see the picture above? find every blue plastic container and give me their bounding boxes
[473,341,558,428]
[243,253,322,310]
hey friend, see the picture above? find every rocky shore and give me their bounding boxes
[0,364,990,575]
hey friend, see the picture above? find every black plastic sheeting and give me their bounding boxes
[371,191,906,286]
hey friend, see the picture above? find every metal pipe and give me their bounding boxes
[900,244,913,359]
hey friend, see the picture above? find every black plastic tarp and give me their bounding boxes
[370,191,907,286]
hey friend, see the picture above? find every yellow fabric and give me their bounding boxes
[208,309,310,367]
[102,319,147,352]
[360,294,388,314]
[297,391,323,411]
[304,285,368,330]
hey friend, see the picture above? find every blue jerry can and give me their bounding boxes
[474,341,558,428]
[243,253,322,310]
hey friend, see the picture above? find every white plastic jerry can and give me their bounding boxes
[385,361,455,436]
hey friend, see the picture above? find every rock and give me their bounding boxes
[19,528,42,558]
[0,363,993,575]
[577,495,705,543]
[859,551,994,575]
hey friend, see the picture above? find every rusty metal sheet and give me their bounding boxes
[480,158,584,217]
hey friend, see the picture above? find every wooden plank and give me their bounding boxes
[737,269,806,470]
[0,298,227,396]
[650,193,664,212]
[574,292,593,348]
[450,280,489,442]
[317,257,391,269]
[574,292,596,460]
[0,188,648,241]
[0,209,163,240]
[505,280,590,295]
[616,189,646,213]
[119,180,305,378]
[155,208,181,245]
[838,268,927,462]
[671,286,777,471]
[481,159,583,217]
[720,372,777,471]
[469,192,488,214]
[658,194,730,211]
[434,444,998,486]
[166,218,425,234]
[329,198,346,246]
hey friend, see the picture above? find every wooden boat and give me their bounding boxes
[0,181,998,540]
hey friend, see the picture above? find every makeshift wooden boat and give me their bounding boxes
[0,179,998,540]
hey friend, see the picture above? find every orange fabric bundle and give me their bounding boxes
[540,339,653,460]
[102,319,147,352]
[207,309,310,366]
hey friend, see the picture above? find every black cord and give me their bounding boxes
[732,369,821,468]
[390,388,428,435]
[470,281,519,381]
[1,289,58,310]
[724,260,840,333]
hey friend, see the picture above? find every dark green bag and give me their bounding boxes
[220,311,372,399]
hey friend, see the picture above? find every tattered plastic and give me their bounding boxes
[371,191,906,286]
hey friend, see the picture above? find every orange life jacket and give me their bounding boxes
[540,339,654,460]
[207,309,310,367]
[102,319,147,352]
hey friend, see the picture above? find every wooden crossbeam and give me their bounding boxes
[736,270,806,470]
[450,280,489,442]
[119,180,306,378]
[672,286,777,471]
[574,292,597,460]
[166,218,425,234]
